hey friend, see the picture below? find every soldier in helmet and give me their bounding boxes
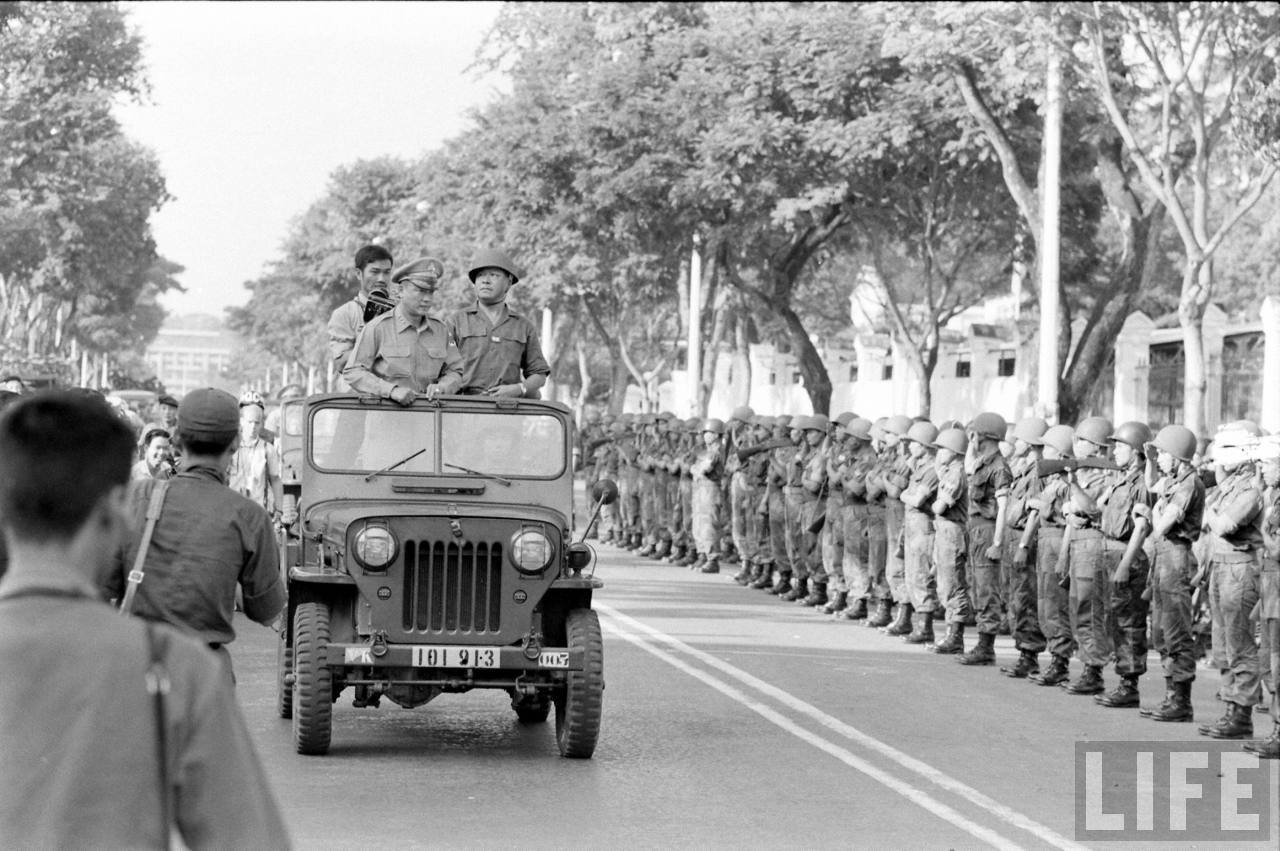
[616,416,643,550]
[672,418,698,567]
[724,406,756,582]
[447,248,551,398]
[792,415,831,606]
[999,417,1049,678]
[930,427,974,654]
[743,417,789,589]
[835,417,879,620]
[1140,424,1205,723]
[872,415,915,634]
[765,416,800,596]
[958,412,1013,666]
[1092,421,1155,708]
[818,413,854,614]
[1197,421,1265,740]
[1246,436,1280,758]
[690,419,727,573]
[899,420,941,645]
[1021,425,1079,686]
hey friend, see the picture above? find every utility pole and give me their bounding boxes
[687,235,702,418]
[1037,38,1062,424]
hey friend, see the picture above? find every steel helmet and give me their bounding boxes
[468,248,522,283]
[932,427,968,455]
[787,415,808,431]
[1075,416,1114,447]
[1038,425,1076,457]
[1109,421,1152,450]
[970,412,1008,441]
[1151,424,1197,463]
[609,422,627,435]
[834,411,856,427]
[905,421,939,446]
[1012,416,1049,444]
[702,418,725,434]
[775,415,795,430]
[682,416,700,430]
[883,415,913,436]
[1215,420,1263,448]
[937,419,962,432]
[845,417,874,442]
[728,405,755,424]
[806,414,830,432]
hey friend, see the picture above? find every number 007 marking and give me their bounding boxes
[411,646,499,668]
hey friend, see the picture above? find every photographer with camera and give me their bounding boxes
[326,244,395,389]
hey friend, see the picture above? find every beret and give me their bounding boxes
[178,387,240,440]
[392,256,444,284]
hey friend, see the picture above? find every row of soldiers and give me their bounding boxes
[578,407,1279,759]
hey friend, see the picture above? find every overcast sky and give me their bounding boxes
[115,1,504,320]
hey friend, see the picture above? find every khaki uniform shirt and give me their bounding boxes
[1207,466,1263,555]
[326,297,368,374]
[447,303,551,394]
[343,305,464,398]
[1153,466,1205,547]
[967,446,1012,521]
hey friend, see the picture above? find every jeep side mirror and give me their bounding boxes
[590,479,619,505]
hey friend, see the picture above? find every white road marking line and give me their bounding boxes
[601,622,1026,850]
[599,603,1087,851]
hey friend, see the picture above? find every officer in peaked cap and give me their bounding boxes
[447,247,551,399]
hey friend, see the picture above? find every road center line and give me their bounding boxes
[601,621,1027,850]
[598,603,1086,851]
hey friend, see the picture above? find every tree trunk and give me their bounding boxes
[608,359,630,415]
[574,335,592,416]
[698,287,728,417]
[1180,261,1209,437]
[732,302,752,408]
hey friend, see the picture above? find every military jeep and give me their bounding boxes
[275,394,609,758]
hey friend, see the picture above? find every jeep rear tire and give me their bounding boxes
[293,601,333,755]
[276,626,293,719]
[554,608,604,758]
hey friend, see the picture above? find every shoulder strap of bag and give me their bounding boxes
[119,479,171,616]
[143,621,174,850]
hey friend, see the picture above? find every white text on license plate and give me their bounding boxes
[411,646,499,668]
[538,651,569,668]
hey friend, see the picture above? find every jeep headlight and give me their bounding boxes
[353,523,398,572]
[510,527,554,575]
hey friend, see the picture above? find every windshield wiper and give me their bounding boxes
[364,447,428,482]
[443,462,512,487]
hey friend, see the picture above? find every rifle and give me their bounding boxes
[807,511,826,535]
[737,436,792,461]
[1036,457,1120,478]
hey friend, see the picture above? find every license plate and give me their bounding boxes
[538,651,570,668]
[410,645,500,668]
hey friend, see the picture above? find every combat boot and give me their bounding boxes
[1197,703,1232,736]
[700,557,721,574]
[840,597,868,621]
[651,539,671,560]
[902,611,934,645]
[1062,665,1105,695]
[769,572,793,596]
[1095,675,1140,708]
[957,631,996,665]
[781,576,808,602]
[821,591,848,615]
[1206,702,1253,740]
[1150,680,1194,723]
[884,603,914,636]
[636,541,655,558]
[1030,654,1071,686]
[931,622,965,655]
[866,598,893,628]
[1242,726,1280,759]
[1000,650,1040,679]
[1140,678,1176,718]
[751,564,775,589]
[801,581,827,607]
[664,544,684,564]
[687,551,705,569]
[733,560,754,585]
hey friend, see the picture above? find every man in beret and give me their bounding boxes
[102,388,285,681]
[447,248,551,398]
[327,244,395,388]
[343,256,464,405]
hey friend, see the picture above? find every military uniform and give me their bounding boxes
[882,448,912,628]
[766,434,797,594]
[932,455,972,651]
[1205,467,1263,718]
[840,441,879,617]
[1097,458,1153,695]
[342,306,464,397]
[1031,474,1077,684]
[860,444,892,626]
[691,440,725,569]
[1003,452,1046,665]
[1064,463,1114,690]
[967,446,1012,637]
[1254,481,1280,754]
[900,453,940,637]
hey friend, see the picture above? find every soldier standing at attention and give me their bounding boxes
[930,427,973,655]
[899,420,941,645]
[835,417,878,620]
[1093,422,1155,708]
[745,416,786,589]
[877,415,915,635]
[691,419,727,574]
[792,415,830,606]
[1140,425,1205,723]
[859,418,894,627]
[958,413,1012,666]
[327,244,394,385]
[343,256,464,404]
[725,406,757,583]
[998,417,1049,678]
[766,416,798,596]
[448,248,551,398]
[1198,421,1265,740]
[1022,425,1078,686]
[820,414,853,615]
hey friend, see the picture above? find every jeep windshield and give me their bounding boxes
[309,406,565,478]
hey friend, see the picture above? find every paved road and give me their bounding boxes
[230,546,1279,850]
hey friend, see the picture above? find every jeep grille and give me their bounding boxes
[401,540,504,634]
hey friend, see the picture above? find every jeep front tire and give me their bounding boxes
[554,608,604,758]
[293,601,333,755]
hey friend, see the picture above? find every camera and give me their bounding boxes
[362,286,396,323]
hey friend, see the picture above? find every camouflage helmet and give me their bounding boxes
[932,427,968,455]
[969,411,1007,441]
[468,247,522,284]
[845,417,874,443]
[1109,421,1152,450]
[1075,416,1114,447]
[1012,416,1049,445]
[1150,424,1197,463]
[905,420,939,446]
[1038,424,1076,457]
